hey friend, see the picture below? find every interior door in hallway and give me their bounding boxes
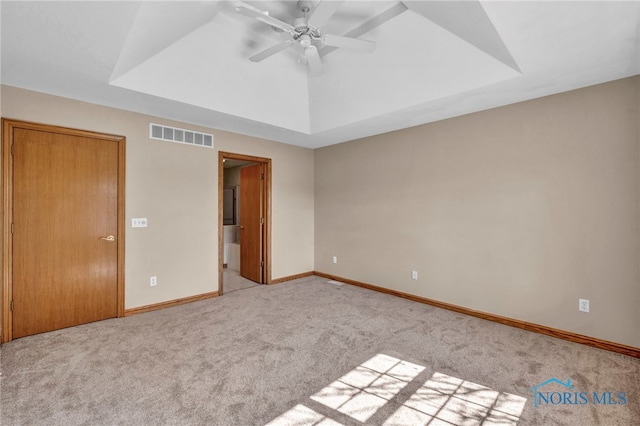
[239,163,263,283]
[11,127,120,338]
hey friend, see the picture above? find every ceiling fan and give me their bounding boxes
[236,0,376,76]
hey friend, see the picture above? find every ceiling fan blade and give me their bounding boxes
[322,34,376,53]
[308,0,344,29]
[290,41,306,57]
[305,46,324,76]
[319,3,407,57]
[250,41,294,62]
[236,5,295,34]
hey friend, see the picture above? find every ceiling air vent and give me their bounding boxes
[149,123,213,148]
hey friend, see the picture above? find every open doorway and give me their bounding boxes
[218,152,271,295]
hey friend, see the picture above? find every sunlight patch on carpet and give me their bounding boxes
[386,372,527,425]
[264,404,342,426]
[266,354,527,425]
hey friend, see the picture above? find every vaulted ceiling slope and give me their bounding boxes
[1,1,639,148]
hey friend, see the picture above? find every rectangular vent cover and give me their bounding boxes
[149,123,213,148]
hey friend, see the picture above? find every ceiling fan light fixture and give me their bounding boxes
[299,34,312,48]
[304,45,324,76]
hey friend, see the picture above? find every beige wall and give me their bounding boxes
[1,85,315,310]
[315,76,640,347]
[224,167,241,187]
[2,77,639,349]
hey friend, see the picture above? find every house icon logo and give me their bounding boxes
[530,378,574,407]
[530,378,627,408]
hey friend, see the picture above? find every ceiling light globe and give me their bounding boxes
[299,35,311,48]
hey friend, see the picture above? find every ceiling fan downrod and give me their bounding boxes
[293,1,321,42]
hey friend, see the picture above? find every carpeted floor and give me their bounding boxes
[1,275,638,425]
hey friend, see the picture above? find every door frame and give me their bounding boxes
[218,151,271,295]
[1,118,126,343]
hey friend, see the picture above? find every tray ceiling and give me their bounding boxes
[1,1,639,148]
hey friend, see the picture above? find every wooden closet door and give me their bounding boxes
[12,128,119,338]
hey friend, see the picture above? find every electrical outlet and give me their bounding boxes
[579,298,589,313]
[411,270,418,280]
[150,276,157,287]
[332,256,337,264]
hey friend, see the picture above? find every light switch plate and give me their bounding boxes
[132,218,148,228]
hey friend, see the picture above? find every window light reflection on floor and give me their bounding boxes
[385,371,527,425]
[311,353,424,422]
[265,404,342,426]
[266,354,526,426]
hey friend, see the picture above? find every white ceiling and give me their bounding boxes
[1,1,639,149]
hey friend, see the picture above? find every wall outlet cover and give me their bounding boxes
[579,298,590,313]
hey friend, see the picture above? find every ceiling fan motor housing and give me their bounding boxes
[293,18,321,41]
